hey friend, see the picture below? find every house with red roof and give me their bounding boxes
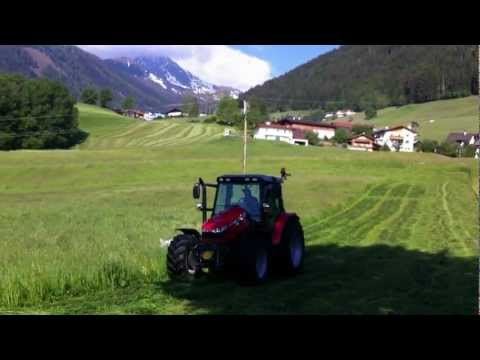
[124,109,145,119]
[347,134,380,152]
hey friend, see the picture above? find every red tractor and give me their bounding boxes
[167,169,305,284]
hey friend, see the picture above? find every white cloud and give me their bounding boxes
[78,45,272,91]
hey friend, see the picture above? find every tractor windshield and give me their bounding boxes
[214,183,261,221]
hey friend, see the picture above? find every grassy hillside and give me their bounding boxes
[355,96,478,141]
[0,104,477,314]
[77,104,229,149]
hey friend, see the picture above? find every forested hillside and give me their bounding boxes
[243,45,478,111]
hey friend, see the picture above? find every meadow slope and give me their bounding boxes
[77,104,228,149]
[0,105,477,314]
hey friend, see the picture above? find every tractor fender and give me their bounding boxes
[272,213,299,245]
[176,228,201,240]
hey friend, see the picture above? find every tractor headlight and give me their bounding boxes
[212,224,229,233]
[201,250,215,261]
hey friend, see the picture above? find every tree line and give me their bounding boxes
[243,45,478,113]
[202,95,268,129]
[0,74,87,150]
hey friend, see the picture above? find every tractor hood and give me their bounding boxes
[201,206,249,242]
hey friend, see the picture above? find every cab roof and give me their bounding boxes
[217,174,282,184]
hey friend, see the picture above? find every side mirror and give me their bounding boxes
[193,184,201,199]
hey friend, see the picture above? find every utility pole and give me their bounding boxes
[243,100,248,174]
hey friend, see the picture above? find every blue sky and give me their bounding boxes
[79,45,340,91]
[232,45,339,77]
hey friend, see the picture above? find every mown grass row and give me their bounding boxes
[77,104,227,150]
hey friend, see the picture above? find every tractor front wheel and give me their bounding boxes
[276,218,305,275]
[167,234,202,280]
[237,237,270,285]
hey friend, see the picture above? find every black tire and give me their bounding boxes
[167,234,201,280]
[237,236,270,285]
[276,218,305,275]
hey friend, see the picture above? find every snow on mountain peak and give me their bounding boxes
[148,73,167,89]
[119,55,241,103]
[165,71,190,89]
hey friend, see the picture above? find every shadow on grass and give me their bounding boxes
[159,244,478,315]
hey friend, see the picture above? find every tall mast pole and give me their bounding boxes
[243,100,248,174]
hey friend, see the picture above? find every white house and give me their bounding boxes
[313,127,336,140]
[373,126,418,152]
[254,124,294,144]
[143,112,155,121]
[167,108,183,117]
[253,123,308,146]
[143,112,165,121]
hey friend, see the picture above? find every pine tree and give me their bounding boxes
[99,89,113,108]
[81,87,98,105]
[122,96,135,110]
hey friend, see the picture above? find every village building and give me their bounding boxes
[276,118,336,140]
[254,123,296,144]
[292,129,309,146]
[373,125,418,152]
[142,112,164,121]
[166,108,183,117]
[330,120,354,133]
[253,123,309,146]
[347,134,379,152]
[475,139,480,159]
[446,132,478,147]
[124,109,145,119]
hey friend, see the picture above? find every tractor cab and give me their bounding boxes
[193,174,286,228]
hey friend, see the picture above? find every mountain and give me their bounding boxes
[108,56,240,103]
[243,45,478,112]
[0,45,241,112]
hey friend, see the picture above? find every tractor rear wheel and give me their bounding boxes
[276,218,305,275]
[167,234,202,280]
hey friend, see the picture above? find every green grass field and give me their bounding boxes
[0,104,478,314]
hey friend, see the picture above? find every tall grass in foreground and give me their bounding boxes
[0,259,164,307]
[0,193,198,307]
